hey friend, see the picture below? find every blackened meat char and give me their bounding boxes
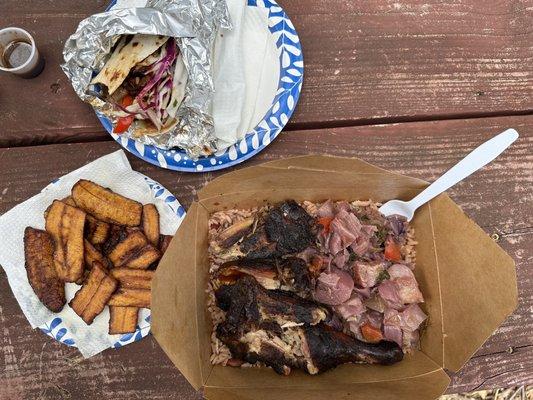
[263,200,316,255]
[215,257,311,294]
[303,325,404,371]
[215,277,403,375]
[219,201,316,261]
[215,276,327,328]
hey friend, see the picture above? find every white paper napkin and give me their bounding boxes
[0,150,182,358]
[212,0,280,149]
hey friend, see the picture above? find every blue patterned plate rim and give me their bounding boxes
[97,0,303,172]
[38,173,186,349]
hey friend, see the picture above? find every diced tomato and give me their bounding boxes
[317,217,333,234]
[121,94,134,107]
[113,115,134,134]
[361,322,384,343]
[384,236,402,262]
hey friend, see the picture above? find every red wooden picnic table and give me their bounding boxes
[0,1,531,399]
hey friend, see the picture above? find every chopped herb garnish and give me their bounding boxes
[348,253,358,263]
[375,226,388,247]
[376,270,390,284]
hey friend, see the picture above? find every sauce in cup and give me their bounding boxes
[0,27,44,78]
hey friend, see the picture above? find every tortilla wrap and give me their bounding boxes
[92,34,168,95]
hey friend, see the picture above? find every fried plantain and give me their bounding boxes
[45,200,86,282]
[102,225,127,255]
[107,230,161,269]
[69,262,118,324]
[110,268,154,290]
[158,234,173,254]
[24,227,66,312]
[84,239,112,270]
[108,288,151,308]
[109,306,138,334]
[141,204,160,246]
[61,196,77,207]
[71,179,142,226]
[85,215,111,245]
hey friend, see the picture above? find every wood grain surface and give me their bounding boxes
[0,0,532,146]
[0,115,531,399]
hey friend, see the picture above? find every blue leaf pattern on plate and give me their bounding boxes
[97,0,303,172]
[119,332,135,342]
[50,317,62,330]
[55,328,67,341]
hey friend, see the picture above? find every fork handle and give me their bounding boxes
[409,129,519,210]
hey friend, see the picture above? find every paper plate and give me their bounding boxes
[39,174,185,349]
[97,0,303,172]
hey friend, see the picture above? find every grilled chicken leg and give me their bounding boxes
[215,277,403,375]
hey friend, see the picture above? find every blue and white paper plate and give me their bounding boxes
[97,0,303,172]
[39,174,185,349]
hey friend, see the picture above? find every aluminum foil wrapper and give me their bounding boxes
[62,0,231,158]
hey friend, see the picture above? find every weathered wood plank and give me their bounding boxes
[0,115,531,398]
[0,1,532,146]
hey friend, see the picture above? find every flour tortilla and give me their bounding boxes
[92,34,168,95]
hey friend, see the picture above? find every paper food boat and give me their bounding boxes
[151,155,517,400]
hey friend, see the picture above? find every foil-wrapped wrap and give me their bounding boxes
[62,0,231,158]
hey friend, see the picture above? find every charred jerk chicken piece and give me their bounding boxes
[215,277,403,375]
[215,201,316,262]
[215,257,312,295]
[215,276,327,328]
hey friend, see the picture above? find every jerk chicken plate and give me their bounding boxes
[208,200,426,375]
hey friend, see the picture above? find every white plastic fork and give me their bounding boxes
[379,128,519,221]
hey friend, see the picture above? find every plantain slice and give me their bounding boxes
[71,179,142,226]
[158,234,173,254]
[69,262,117,325]
[102,225,128,255]
[110,268,154,290]
[108,230,161,269]
[61,196,77,207]
[141,204,160,246]
[108,288,151,308]
[84,239,112,270]
[45,200,86,282]
[24,227,66,312]
[109,306,138,334]
[85,215,111,245]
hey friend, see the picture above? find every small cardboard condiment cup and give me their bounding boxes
[151,155,517,400]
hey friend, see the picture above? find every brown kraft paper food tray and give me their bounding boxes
[151,155,517,400]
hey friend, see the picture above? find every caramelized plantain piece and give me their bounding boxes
[69,262,117,324]
[102,225,127,255]
[45,200,86,282]
[109,306,138,334]
[141,204,160,246]
[110,268,154,290]
[84,239,111,270]
[158,234,173,254]
[85,215,111,245]
[24,227,66,312]
[108,230,161,269]
[108,288,151,308]
[61,196,77,207]
[71,179,142,226]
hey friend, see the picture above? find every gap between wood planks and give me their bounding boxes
[3,110,533,149]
